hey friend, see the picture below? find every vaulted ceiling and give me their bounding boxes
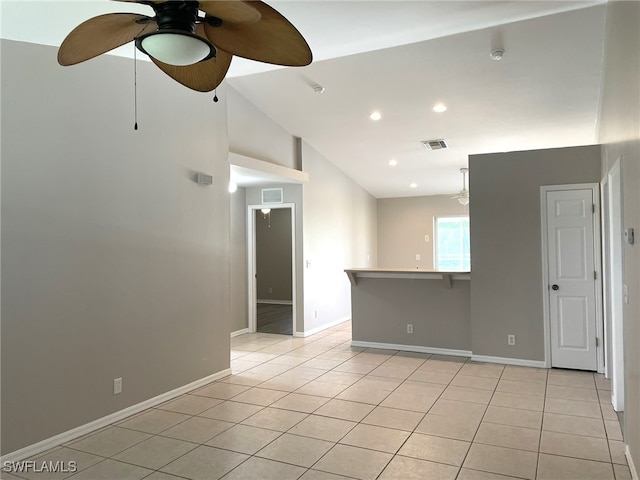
[1,1,607,198]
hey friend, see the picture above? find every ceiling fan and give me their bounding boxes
[453,167,470,206]
[57,0,313,92]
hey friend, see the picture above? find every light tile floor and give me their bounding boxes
[8,321,632,480]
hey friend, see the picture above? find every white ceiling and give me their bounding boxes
[1,1,608,198]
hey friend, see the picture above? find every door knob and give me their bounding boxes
[552,284,559,291]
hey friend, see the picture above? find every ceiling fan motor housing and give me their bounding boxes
[154,1,200,33]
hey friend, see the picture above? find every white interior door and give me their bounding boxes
[546,188,598,371]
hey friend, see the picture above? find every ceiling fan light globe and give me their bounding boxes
[139,31,214,66]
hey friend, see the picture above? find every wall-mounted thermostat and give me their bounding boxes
[625,227,635,245]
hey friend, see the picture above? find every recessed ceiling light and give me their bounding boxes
[388,159,398,166]
[369,111,382,121]
[433,103,447,113]
[410,182,418,188]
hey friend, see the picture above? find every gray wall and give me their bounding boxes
[1,40,231,454]
[256,208,292,301]
[351,278,470,350]
[227,86,297,170]
[598,0,640,470]
[301,141,377,333]
[378,195,468,269]
[469,145,601,361]
[230,187,248,333]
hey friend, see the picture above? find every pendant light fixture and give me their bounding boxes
[261,208,271,228]
[454,167,470,206]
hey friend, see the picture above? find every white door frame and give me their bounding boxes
[247,203,296,334]
[603,159,625,411]
[540,183,604,372]
[601,176,613,379]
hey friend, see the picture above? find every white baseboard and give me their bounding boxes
[350,340,471,358]
[230,328,249,337]
[1,368,232,463]
[294,316,350,338]
[628,444,639,480]
[257,299,293,305]
[471,354,547,369]
[349,343,547,368]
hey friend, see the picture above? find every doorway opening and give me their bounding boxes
[247,204,296,335]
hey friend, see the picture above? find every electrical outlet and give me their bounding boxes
[113,377,122,395]
[507,335,516,346]
[314,310,318,319]
[268,287,273,294]
[407,324,413,334]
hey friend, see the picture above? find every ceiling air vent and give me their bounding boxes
[421,139,449,151]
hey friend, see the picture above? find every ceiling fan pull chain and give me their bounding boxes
[213,88,219,103]
[133,43,139,131]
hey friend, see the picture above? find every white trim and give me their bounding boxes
[471,355,547,369]
[257,299,293,305]
[350,341,471,358]
[540,183,603,372]
[229,152,309,185]
[605,159,625,411]
[592,185,605,374]
[0,368,232,463]
[601,174,612,379]
[230,328,249,337]
[627,444,639,480]
[349,342,548,368]
[541,186,552,368]
[294,316,350,337]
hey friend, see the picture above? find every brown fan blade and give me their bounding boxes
[204,1,312,67]
[199,1,261,24]
[58,13,156,66]
[151,48,232,92]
